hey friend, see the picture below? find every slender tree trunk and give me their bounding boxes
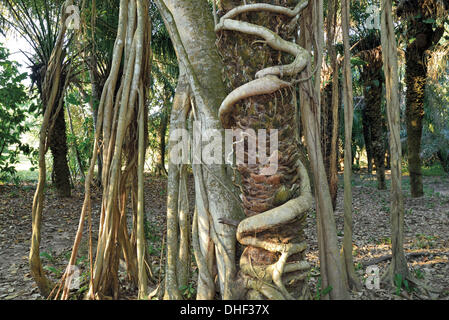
[49,100,72,197]
[299,0,349,300]
[325,0,340,210]
[321,82,338,209]
[89,56,104,186]
[164,68,191,300]
[362,105,373,173]
[341,0,361,292]
[30,0,73,297]
[156,97,169,176]
[380,0,409,284]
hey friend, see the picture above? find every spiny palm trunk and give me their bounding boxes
[399,0,446,197]
[217,0,311,300]
[405,46,427,197]
[38,67,72,198]
[363,73,386,190]
[49,102,72,197]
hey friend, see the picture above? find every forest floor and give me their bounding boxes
[0,171,448,300]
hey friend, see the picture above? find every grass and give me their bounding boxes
[15,169,39,182]
[402,162,448,177]
[422,163,448,177]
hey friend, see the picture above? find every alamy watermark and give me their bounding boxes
[65,5,80,30]
[66,265,81,290]
[365,265,381,290]
[169,121,279,176]
[365,5,381,30]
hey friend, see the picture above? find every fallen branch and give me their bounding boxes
[359,251,449,268]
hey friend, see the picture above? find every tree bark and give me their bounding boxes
[398,1,446,197]
[30,0,73,297]
[164,68,191,300]
[49,100,72,197]
[405,45,427,197]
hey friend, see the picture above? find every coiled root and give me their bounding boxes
[216,0,313,300]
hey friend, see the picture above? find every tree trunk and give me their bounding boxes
[156,0,245,300]
[29,1,73,297]
[380,0,409,285]
[324,0,340,210]
[89,54,104,186]
[405,45,427,197]
[212,0,317,300]
[400,3,445,197]
[49,101,72,197]
[156,97,169,176]
[321,82,338,208]
[164,67,191,300]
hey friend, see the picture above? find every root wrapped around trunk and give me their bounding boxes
[237,160,313,300]
[216,0,312,300]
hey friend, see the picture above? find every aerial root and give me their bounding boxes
[236,159,312,299]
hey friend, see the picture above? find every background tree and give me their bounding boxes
[381,0,410,287]
[356,34,387,189]
[2,0,75,197]
[397,0,449,197]
[322,0,341,209]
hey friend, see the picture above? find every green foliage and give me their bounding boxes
[65,91,94,179]
[414,234,437,249]
[314,277,333,300]
[0,44,36,181]
[179,283,196,300]
[394,274,412,296]
[414,269,424,280]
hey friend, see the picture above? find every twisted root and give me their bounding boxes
[216,1,312,300]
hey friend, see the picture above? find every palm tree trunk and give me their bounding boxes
[363,74,386,190]
[405,47,426,197]
[49,102,72,197]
